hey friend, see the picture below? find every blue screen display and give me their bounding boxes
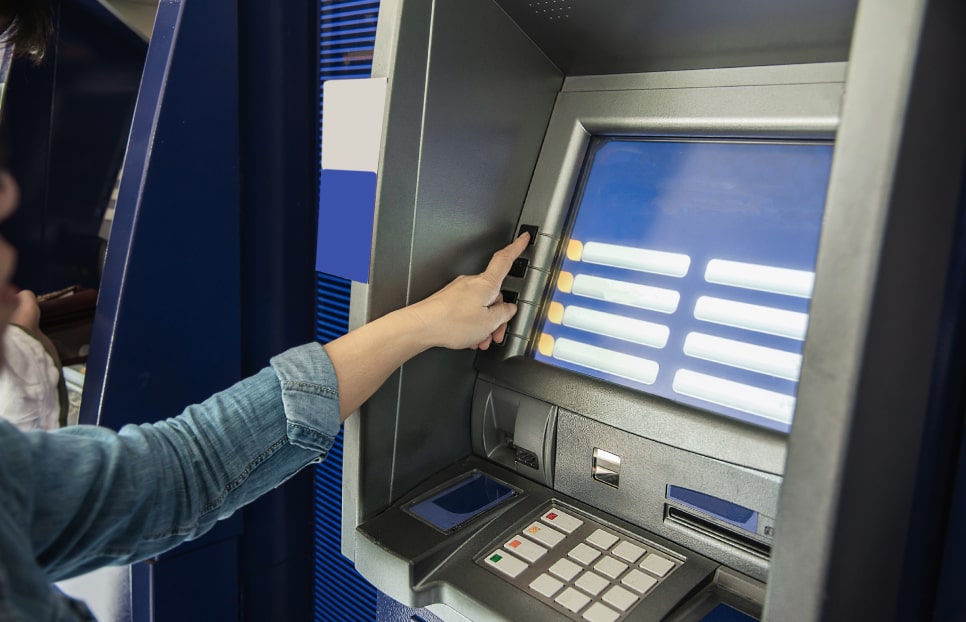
[533,139,833,432]
[408,473,517,532]
[701,603,758,622]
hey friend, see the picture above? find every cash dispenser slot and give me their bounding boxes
[663,485,774,559]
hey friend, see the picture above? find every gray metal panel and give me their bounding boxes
[554,410,780,583]
[562,63,848,93]
[765,0,966,619]
[494,0,857,74]
[382,0,561,502]
[343,0,563,563]
[343,0,435,555]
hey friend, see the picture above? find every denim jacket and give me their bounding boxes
[0,342,342,621]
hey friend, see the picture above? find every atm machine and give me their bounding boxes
[337,1,966,620]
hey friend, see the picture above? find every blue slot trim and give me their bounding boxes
[313,1,380,620]
[668,485,759,533]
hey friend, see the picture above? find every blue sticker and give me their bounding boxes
[316,169,378,284]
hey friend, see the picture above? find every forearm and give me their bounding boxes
[323,233,529,421]
[12,344,342,580]
[324,306,430,420]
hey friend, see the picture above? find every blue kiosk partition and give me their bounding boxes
[81,0,321,619]
[2,0,146,294]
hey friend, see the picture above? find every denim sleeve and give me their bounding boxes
[0,342,340,581]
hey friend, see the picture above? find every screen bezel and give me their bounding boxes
[476,66,845,477]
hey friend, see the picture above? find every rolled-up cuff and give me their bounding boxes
[270,342,342,456]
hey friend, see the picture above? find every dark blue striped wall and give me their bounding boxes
[313,2,380,620]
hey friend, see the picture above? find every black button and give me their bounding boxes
[500,289,518,304]
[509,257,529,278]
[518,225,538,245]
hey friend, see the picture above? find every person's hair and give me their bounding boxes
[0,2,52,62]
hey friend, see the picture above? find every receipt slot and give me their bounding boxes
[472,381,557,487]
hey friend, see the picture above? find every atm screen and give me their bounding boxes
[532,138,833,433]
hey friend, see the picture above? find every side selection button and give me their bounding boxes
[519,225,539,244]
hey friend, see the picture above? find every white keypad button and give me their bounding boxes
[549,558,583,581]
[542,509,583,534]
[504,535,547,563]
[612,540,645,563]
[574,570,609,596]
[568,543,602,566]
[529,573,564,599]
[484,550,527,578]
[583,602,621,622]
[594,556,628,579]
[621,568,658,594]
[524,522,566,548]
[640,553,675,577]
[555,587,591,613]
[602,584,638,612]
[586,529,619,550]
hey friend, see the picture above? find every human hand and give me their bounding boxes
[9,289,60,366]
[406,232,530,350]
[1,170,21,353]
[10,290,41,333]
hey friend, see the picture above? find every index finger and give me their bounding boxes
[483,232,530,282]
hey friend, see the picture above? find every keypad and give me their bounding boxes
[477,505,681,620]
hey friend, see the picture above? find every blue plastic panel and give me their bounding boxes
[313,2,381,621]
[533,138,833,432]
[668,485,758,534]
